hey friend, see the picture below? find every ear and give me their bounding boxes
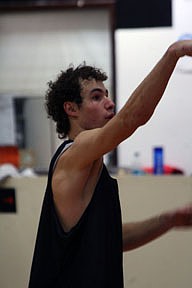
[63,102,79,117]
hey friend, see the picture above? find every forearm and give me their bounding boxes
[118,46,179,137]
[122,213,174,252]
[123,203,192,252]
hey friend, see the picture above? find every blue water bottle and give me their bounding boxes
[153,147,164,175]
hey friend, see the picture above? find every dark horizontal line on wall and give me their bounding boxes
[0,0,115,12]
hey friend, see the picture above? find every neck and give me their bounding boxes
[68,128,83,140]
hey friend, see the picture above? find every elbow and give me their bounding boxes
[135,109,155,127]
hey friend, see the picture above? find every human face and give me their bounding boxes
[77,79,115,130]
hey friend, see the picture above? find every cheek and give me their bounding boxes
[85,105,100,117]
[82,107,104,128]
[89,107,103,120]
[86,112,99,124]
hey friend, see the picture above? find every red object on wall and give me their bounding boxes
[0,146,19,168]
[144,165,184,175]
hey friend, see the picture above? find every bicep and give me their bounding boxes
[69,118,136,169]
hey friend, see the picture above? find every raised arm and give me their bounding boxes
[122,204,192,252]
[117,40,192,134]
[72,40,192,167]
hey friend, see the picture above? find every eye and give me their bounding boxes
[92,94,102,101]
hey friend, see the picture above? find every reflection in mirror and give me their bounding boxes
[13,97,52,172]
[0,94,65,173]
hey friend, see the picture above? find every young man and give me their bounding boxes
[29,40,192,288]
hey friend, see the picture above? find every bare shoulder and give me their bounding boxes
[66,122,125,169]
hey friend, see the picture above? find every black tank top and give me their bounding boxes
[28,140,124,288]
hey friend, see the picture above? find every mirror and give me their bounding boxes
[14,97,52,172]
[0,95,52,172]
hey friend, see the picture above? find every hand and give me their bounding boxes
[168,40,192,59]
[167,204,192,228]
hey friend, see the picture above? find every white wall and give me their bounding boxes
[0,10,112,96]
[115,25,192,175]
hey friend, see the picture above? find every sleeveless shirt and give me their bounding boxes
[28,140,124,288]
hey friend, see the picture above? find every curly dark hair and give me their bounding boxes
[45,63,108,139]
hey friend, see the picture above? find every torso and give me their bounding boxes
[29,140,124,288]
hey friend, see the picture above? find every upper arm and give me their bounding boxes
[67,114,137,170]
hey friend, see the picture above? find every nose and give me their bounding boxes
[104,97,115,110]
